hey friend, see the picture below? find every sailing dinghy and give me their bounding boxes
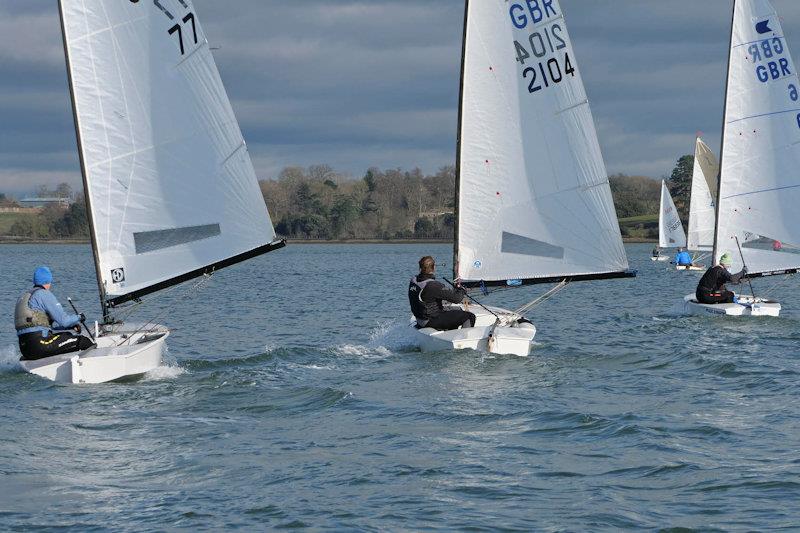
[687,137,718,256]
[21,0,284,383]
[682,0,800,317]
[412,0,634,356]
[658,180,700,270]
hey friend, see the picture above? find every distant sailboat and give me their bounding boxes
[657,180,701,270]
[659,180,687,249]
[21,0,285,383]
[412,0,634,356]
[687,137,718,254]
[683,0,798,317]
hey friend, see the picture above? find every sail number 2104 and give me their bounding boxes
[514,23,575,93]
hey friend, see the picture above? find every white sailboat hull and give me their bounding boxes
[675,264,705,272]
[680,294,781,317]
[19,325,169,384]
[651,256,669,262]
[411,305,536,357]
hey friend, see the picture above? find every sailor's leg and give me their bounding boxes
[463,311,476,328]
[427,310,475,331]
[698,291,731,305]
[19,331,93,361]
[721,290,736,304]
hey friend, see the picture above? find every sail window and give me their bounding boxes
[501,232,564,259]
[134,223,221,254]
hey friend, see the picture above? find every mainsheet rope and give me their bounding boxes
[112,273,214,346]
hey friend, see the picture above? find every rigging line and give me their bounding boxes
[513,279,569,316]
[117,274,212,346]
[112,276,190,323]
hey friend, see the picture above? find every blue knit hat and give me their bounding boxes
[33,266,53,286]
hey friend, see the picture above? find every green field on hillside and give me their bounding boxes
[0,212,36,235]
[618,214,658,225]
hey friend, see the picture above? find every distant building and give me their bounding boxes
[19,197,73,208]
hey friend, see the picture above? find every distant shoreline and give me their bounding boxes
[0,237,657,245]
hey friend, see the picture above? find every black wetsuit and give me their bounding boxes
[696,266,745,304]
[18,330,95,361]
[409,274,477,331]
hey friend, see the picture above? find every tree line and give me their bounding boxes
[1,155,696,241]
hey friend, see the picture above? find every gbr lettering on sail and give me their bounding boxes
[509,1,575,94]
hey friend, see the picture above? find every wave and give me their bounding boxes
[368,320,419,351]
[143,364,187,381]
[0,344,22,374]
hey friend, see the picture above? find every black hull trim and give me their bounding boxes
[746,268,800,279]
[107,240,286,308]
[462,270,637,289]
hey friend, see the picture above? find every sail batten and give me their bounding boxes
[455,0,628,284]
[715,0,800,275]
[60,0,280,310]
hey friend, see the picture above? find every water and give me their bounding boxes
[1,243,799,531]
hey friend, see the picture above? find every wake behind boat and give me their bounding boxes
[21,0,284,383]
[409,0,634,357]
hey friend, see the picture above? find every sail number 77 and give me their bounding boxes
[168,13,198,55]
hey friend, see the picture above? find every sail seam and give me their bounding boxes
[723,184,800,199]
[222,142,247,166]
[556,99,589,116]
[727,107,800,124]
[177,40,207,67]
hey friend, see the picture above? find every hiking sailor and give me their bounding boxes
[14,266,94,361]
[409,256,476,331]
[695,253,748,305]
[652,246,661,258]
[674,247,693,267]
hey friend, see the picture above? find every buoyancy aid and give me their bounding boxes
[408,276,439,325]
[14,288,51,332]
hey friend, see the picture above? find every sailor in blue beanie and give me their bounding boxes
[14,266,94,361]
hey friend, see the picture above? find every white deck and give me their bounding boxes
[411,304,536,357]
[680,294,781,317]
[675,264,705,272]
[19,324,169,384]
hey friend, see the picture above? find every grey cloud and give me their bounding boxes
[1,0,800,194]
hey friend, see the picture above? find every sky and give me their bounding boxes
[2,0,800,195]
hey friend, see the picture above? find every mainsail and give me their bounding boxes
[59,0,283,316]
[687,137,718,252]
[455,0,630,286]
[659,180,686,249]
[715,0,800,276]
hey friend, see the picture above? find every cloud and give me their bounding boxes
[1,0,800,195]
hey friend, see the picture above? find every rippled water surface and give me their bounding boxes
[1,243,799,531]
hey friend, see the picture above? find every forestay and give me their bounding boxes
[60,0,279,308]
[715,0,800,275]
[687,137,717,252]
[455,0,629,284]
[659,180,686,249]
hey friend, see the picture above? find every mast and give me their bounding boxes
[713,0,737,264]
[57,0,109,323]
[452,0,470,280]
